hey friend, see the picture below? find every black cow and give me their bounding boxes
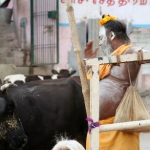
[3,69,76,85]
[0,88,27,149]
[0,76,88,150]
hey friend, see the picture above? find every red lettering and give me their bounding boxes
[60,0,147,5]
[133,0,138,5]
[78,0,84,4]
[107,0,115,6]
[93,0,96,4]
[118,0,128,6]
[61,0,65,3]
[140,0,147,5]
[99,0,105,4]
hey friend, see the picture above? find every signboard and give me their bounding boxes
[59,0,150,27]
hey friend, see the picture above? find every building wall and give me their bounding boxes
[130,28,150,91]
[13,0,30,50]
[10,0,150,78]
[56,0,150,69]
[59,1,150,25]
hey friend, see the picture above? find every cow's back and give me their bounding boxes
[5,76,88,150]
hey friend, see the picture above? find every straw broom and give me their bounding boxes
[64,0,90,117]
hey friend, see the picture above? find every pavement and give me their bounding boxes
[140,132,150,149]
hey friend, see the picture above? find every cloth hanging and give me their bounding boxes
[114,63,150,132]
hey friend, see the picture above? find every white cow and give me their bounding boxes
[52,138,85,150]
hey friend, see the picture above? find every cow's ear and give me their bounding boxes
[52,70,58,74]
[69,70,76,76]
[0,98,6,113]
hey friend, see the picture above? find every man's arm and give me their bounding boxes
[84,40,99,58]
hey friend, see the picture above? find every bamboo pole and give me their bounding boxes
[99,120,150,132]
[84,52,150,66]
[64,0,90,117]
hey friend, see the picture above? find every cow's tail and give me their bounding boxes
[52,136,85,150]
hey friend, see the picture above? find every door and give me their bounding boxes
[30,0,59,66]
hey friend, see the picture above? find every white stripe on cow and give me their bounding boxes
[38,75,44,80]
[51,74,58,79]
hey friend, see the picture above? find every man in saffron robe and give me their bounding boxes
[85,14,142,150]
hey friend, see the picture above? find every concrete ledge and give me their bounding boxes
[0,64,17,81]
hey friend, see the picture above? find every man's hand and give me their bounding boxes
[84,41,99,58]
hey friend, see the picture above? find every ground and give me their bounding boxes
[140,132,150,149]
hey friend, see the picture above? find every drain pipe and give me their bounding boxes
[20,17,28,66]
[20,17,27,50]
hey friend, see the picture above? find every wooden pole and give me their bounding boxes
[64,0,90,117]
[84,52,150,66]
[99,120,150,132]
[90,65,100,150]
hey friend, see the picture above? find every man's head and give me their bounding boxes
[99,14,130,55]
[99,26,113,55]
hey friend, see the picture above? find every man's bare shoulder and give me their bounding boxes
[124,46,149,54]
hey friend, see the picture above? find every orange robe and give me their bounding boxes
[87,44,131,80]
[86,44,140,150]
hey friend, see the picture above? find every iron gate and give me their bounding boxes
[30,0,59,66]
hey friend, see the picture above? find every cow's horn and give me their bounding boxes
[69,68,72,73]
[0,83,18,91]
[56,67,60,73]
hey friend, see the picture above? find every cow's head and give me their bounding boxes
[0,84,27,149]
[52,68,76,79]
[3,74,26,85]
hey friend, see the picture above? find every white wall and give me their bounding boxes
[11,0,150,71]
[59,1,150,26]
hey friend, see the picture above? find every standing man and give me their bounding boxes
[85,14,142,150]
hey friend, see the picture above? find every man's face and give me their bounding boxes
[99,26,113,55]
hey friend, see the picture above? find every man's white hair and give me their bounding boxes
[52,137,85,150]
